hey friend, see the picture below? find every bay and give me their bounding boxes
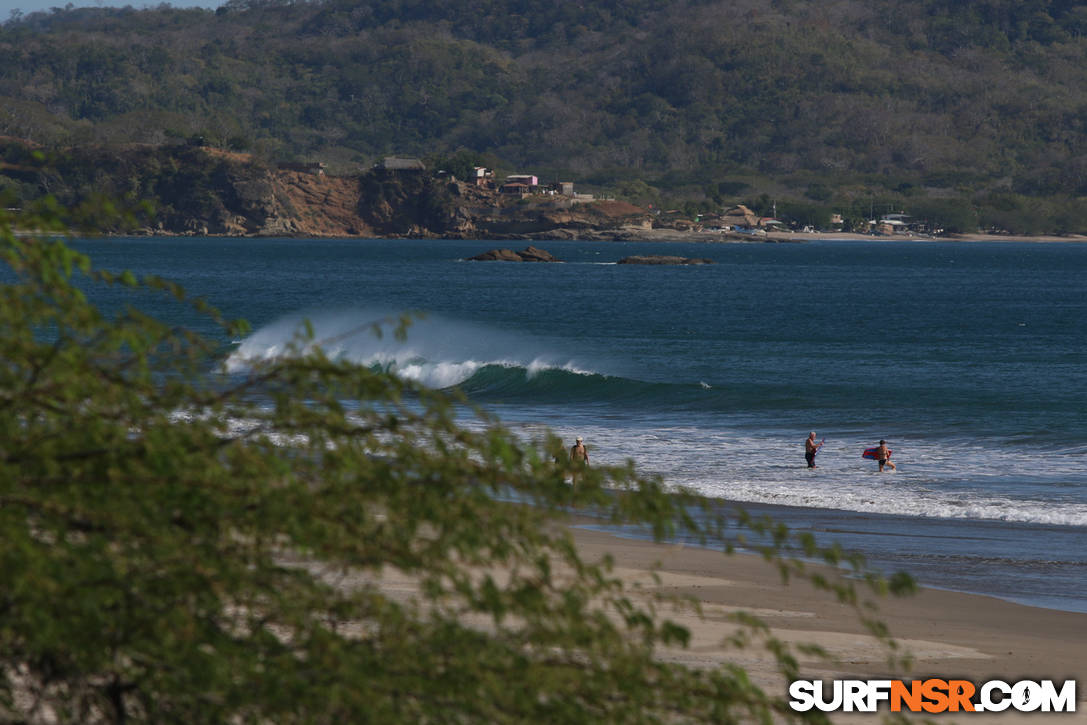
[75,237,1087,612]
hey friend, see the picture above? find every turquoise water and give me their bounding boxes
[76,237,1087,611]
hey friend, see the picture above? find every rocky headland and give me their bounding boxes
[0,140,668,240]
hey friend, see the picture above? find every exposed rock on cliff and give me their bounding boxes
[1,142,378,237]
[0,139,657,239]
[177,149,375,236]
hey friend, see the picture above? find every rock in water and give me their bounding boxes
[518,245,559,262]
[467,248,522,261]
[467,246,561,262]
[616,255,714,265]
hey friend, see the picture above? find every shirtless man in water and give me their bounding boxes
[805,432,823,468]
[876,439,896,472]
[570,437,589,483]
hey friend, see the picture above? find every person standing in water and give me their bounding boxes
[570,437,589,483]
[876,439,896,472]
[805,432,824,468]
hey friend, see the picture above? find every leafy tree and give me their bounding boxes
[426,148,482,180]
[778,201,832,229]
[615,178,662,208]
[716,180,751,198]
[743,193,774,217]
[976,192,1039,235]
[0,205,912,723]
[226,135,250,152]
[2,0,1087,228]
[1049,198,1087,235]
[804,184,832,203]
[908,197,980,234]
[357,167,457,235]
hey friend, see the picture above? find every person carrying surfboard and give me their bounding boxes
[805,431,824,468]
[875,439,896,472]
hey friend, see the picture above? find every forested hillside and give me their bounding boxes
[1,0,1086,232]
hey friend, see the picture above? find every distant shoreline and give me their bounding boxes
[82,228,1087,243]
[471,227,1087,244]
[770,230,1087,243]
[578,228,1087,244]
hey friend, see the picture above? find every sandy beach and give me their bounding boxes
[588,228,1087,244]
[768,231,1087,244]
[567,525,1087,723]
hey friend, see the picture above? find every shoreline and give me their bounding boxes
[460,227,1087,244]
[766,230,1087,244]
[566,523,1087,720]
[584,228,1087,244]
[94,228,1087,244]
[547,483,1087,619]
[681,498,1087,616]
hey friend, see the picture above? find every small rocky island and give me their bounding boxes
[617,255,715,265]
[467,246,562,262]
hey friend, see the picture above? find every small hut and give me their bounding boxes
[720,204,760,229]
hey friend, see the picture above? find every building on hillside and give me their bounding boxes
[472,166,495,187]
[505,174,538,188]
[549,181,575,196]
[880,213,932,234]
[878,217,909,234]
[699,213,729,230]
[720,204,759,229]
[499,181,531,196]
[380,157,426,172]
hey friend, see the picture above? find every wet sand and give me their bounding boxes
[567,525,1087,722]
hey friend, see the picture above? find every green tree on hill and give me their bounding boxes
[3,0,1087,230]
[0,204,912,723]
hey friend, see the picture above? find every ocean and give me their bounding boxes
[74,237,1087,613]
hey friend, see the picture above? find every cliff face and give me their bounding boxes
[0,142,376,237]
[1,141,653,238]
[270,169,373,237]
[141,148,377,237]
[357,169,459,237]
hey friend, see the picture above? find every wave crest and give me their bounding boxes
[225,309,603,390]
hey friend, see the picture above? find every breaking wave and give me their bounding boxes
[226,308,614,392]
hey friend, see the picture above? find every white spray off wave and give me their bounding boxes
[226,309,597,388]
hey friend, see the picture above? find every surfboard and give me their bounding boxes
[862,447,891,460]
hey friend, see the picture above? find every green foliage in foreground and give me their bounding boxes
[0,207,913,723]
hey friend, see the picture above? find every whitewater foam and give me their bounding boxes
[491,414,1087,528]
[226,308,605,389]
[224,309,1087,528]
